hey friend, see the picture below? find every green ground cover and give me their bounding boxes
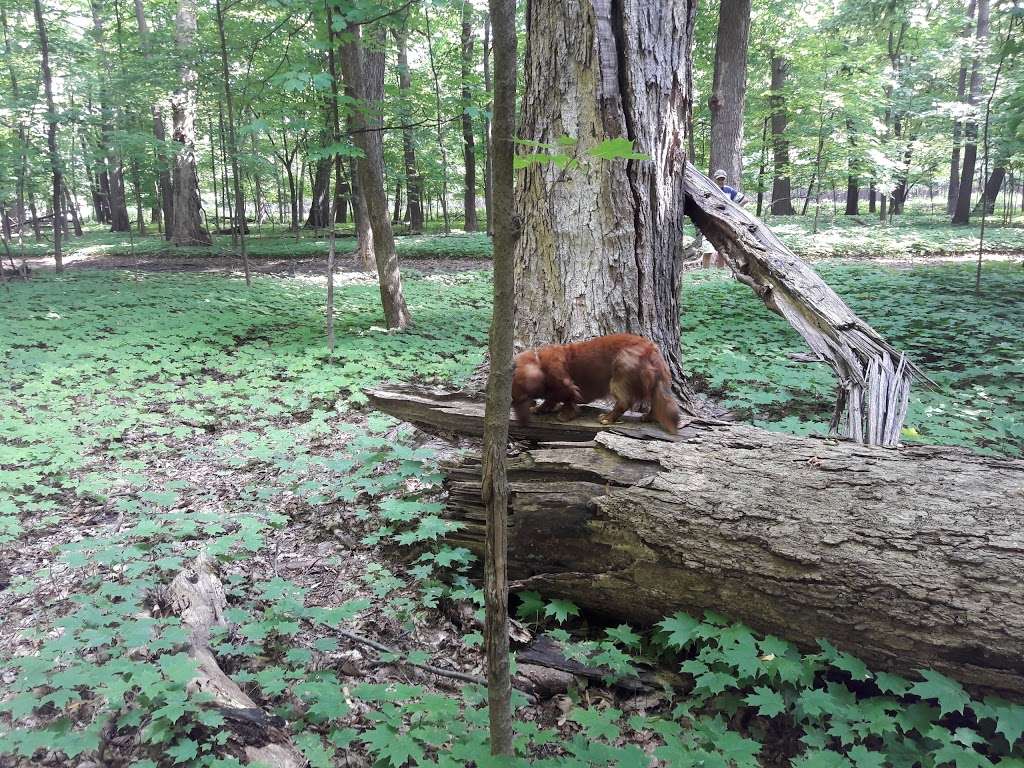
[1,261,1022,766]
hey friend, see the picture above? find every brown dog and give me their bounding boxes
[511,333,679,434]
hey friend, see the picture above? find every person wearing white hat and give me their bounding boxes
[713,169,746,205]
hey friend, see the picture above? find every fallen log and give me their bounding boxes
[369,385,1024,698]
[167,553,305,768]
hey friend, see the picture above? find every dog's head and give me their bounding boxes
[511,353,545,425]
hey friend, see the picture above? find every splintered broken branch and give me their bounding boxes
[684,163,930,447]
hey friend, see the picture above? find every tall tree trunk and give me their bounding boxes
[351,160,373,266]
[334,159,349,224]
[424,5,451,233]
[483,0,517,752]
[285,163,298,230]
[845,174,859,215]
[952,0,990,225]
[460,2,478,231]
[707,0,751,187]
[214,0,250,284]
[392,181,402,224]
[63,183,83,236]
[338,22,411,329]
[395,19,423,234]
[2,7,28,230]
[514,0,700,410]
[33,0,62,271]
[769,55,795,215]
[947,0,977,215]
[169,0,210,245]
[89,0,131,232]
[975,165,1005,214]
[97,157,112,223]
[134,0,172,233]
[483,13,493,235]
[304,113,332,229]
[755,116,768,217]
[845,119,859,215]
[154,107,173,238]
[210,116,220,231]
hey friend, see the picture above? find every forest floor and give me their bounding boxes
[1,224,1023,766]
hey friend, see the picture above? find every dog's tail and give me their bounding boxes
[650,358,680,435]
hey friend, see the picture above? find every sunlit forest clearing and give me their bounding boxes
[1,0,1023,765]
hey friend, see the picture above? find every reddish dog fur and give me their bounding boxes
[511,333,679,434]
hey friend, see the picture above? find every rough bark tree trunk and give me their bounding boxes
[338,23,411,328]
[975,165,1005,214]
[424,4,451,234]
[304,150,331,229]
[708,0,751,188]
[514,0,700,410]
[33,0,62,272]
[89,0,131,232]
[483,14,493,236]
[769,55,796,215]
[952,0,990,225]
[214,0,250,285]
[395,19,424,234]
[482,0,517,750]
[845,120,859,215]
[169,0,210,245]
[947,0,977,215]
[461,2,478,231]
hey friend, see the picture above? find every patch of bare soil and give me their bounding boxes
[15,250,490,281]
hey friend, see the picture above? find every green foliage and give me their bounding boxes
[682,262,1024,456]
[2,262,1022,765]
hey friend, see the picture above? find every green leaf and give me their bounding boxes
[587,137,650,162]
[908,669,971,716]
[166,738,199,764]
[543,599,580,624]
[604,624,642,649]
[744,686,787,717]
[658,612,702,649]
[569,706,622,741]
[515,590,545,620]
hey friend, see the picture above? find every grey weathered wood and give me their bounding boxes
[366,385,696,443]
[167,553,305,767]
[684,162,928,447]
[442,429,1024,698]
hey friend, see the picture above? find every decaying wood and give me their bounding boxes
[167,553,305,768]
[442,426,1024,698]
[369,384,1024,697]
[366,384,703,444]
[684,162,928,448]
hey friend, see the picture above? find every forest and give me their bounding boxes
[1,0,1023,765]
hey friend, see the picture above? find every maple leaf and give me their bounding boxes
[908,669,971,716]
[744,686,787,717]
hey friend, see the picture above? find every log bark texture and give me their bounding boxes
[369,385,1024,696]
[167,553,304,767]
[445,424,1024,698]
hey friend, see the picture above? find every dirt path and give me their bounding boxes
[7,250,491,280]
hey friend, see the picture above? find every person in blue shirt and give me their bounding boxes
[713,169,746,205]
